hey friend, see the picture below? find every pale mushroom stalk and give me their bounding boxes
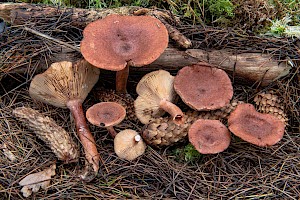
[116,63,130,94]
[67,99,99,172]
[159,98,184,124]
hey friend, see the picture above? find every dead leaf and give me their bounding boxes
[19,164,56,197]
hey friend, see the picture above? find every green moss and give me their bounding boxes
[173,143,202,163]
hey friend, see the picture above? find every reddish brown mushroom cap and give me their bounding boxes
[188,119,231,154]
[228,103,285,147]
[174,64,233,111]
[86,102,126,127]
[81,14,169,71]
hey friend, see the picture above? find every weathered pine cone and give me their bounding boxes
[142,100,242,147]
[253,91,288,124]
[94,89,138,123]
[13,107,79,163]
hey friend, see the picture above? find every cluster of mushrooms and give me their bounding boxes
[27,14,286,179]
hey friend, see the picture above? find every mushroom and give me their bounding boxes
[188,119,231,154]
[228,103,285,147]
[114,129,147,161]
[80,14,169,94]
[134,70,184,125]
[86,102,146,161]
[174,63,233,111]
[86,102,126,138]
[29,59,100,179]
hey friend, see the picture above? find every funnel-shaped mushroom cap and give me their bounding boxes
[81,14,169,71]
[114,129,147,161]
[29,60,100,108]
[174,64,233,111]
[134,70,178,124]
[86,102,126,127]
[228,103,285,147]
[188,119,231,154]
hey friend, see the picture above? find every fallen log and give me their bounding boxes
[0,3,291,86]
[45,47,290,86]
[144,48,291,86]
[0,3,139,29]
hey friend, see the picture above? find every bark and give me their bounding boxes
[0,3,139,29]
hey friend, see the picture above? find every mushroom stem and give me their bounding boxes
[106,126,118,138]
[67,99,100,174]
[116,63,130,94]
[134,134,141,142]
[159,99,184,125]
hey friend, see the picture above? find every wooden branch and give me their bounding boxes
[45,47,290,86]
[137,48,291,86]
[1,3,291,85]
[0,3,139,28]
[0,3,190,48]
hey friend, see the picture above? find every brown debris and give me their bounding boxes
[19,164,56,197]
[13,107,79,163]
[254,90,288,124]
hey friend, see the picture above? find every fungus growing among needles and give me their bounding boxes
[86,102,126,137]
[114,129,147,161]
[29,59,100,180]
[188,119,231,154]
[134,70,184,125]
[80,14,169,94]
[228,103,285,147]
[174,64,233,111]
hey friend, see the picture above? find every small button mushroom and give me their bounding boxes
[134,70,184,125]
[174,64,233,111]
[188,119,231,154]
[80,14,169,94]
[228,103,285,147]
[114,129,147,161]
[86,102,126,137]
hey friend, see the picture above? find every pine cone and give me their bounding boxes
[13,107,79,163]
[94,89,138,123]
[254,91,288,124]
[142,100,242,147]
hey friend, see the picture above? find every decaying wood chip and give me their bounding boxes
[0,143,17,162]
[19,164,56,197]
[13,107,79,163]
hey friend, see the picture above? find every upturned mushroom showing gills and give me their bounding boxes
[134,70,184,125]
[174,63,233,111]
[114,129,147,161]
[86,102,126,138]
[29,59,100,180]
[188,119,231,154]
[228,103,285,147]
[80,14,169,94]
